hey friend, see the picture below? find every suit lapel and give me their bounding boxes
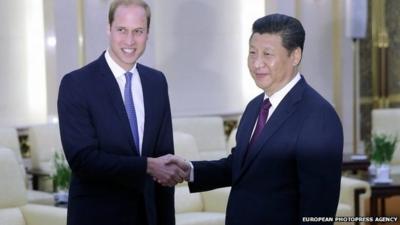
[232,94,264,182]
[235,77,306,182]
[97,53,138,154]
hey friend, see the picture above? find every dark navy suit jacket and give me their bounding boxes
[58,53,175,225]
[189,76,343,225]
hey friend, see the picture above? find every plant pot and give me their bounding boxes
[374,163,392,183]
[368,163,377,176]
[54,190,69,204]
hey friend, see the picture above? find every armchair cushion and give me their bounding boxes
[0,208,25,225]
[201,187,229,213]
[20,204,67,225]
[176,212,224,225]
[175,185,203,213]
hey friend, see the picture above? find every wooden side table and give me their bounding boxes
[27,168,51,190]
[342,153,370,173]
[369,175,400,225]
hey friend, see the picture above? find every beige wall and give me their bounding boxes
[0,0,355,154]
[0,1,47,127]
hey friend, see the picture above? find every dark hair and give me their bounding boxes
[109,0,151,30]
[251,13,305,54]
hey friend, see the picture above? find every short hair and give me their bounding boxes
[108,0,151,30]
[251,13,305,54]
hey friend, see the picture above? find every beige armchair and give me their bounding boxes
[173,131,228,225]
[0,148,66,225]
[336,176,371,225]
[0,127,54,205]
[28,123,64,192]
[372,108,400,174]
[173,116,228,160]
[28,123,63,174]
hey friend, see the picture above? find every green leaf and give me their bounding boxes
[370,133,398,165]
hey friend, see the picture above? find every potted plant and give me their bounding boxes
[370,133,397,182]
[52,151,71,204]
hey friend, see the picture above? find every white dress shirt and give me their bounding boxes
[105,50,145,155]
[250,72,301,138]
[188,73,301,182]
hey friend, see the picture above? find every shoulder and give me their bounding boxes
[298,80,341,124]
[61,55,104,85]
[137,63,165,79]
[137,63,164,76]
[137,63,168,85]
[302,82,336,113]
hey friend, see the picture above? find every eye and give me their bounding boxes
[117,27,126,33]
[134,29,145,35]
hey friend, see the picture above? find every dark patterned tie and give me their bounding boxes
[243,98,271,165]
[249,98,271,146]
[124,72,140,154]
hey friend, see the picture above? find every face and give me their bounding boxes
[248,33,301,96]
[108,4,148,71]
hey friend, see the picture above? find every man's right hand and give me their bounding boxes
[147,154,190,187]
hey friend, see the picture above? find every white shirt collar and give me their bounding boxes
[265,72,301,108]
[105,50,137,78]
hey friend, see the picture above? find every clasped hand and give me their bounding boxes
[147,154,190,187]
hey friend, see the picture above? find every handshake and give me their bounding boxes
[147,154,191,187]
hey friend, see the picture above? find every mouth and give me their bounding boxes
[255,72,268,78]
[122,48,135,55]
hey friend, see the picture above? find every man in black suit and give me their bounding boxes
[170,13,343,225]
[58,1,186,225]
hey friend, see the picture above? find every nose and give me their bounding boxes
[126,33,135,45]
[253,56,265,69]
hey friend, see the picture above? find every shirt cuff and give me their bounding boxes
[188,161,194,182]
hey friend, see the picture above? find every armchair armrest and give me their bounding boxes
[20,204,67,225]
[339,176,371,217]
[201,187,230,212]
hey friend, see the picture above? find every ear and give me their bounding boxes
[107,24,111,36]
[291,47,302,66]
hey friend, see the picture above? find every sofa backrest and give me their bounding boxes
[0,127,26,177]
[173,116,227,160]
[173,131,200,161]
[28,123,63,173]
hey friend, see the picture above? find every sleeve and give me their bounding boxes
[188,154,233,193]
[154,74,175,225]
[296,105,343,223]
[57,74,147,191]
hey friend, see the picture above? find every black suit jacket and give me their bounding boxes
[58,52,175,225]
[189,77,343,225]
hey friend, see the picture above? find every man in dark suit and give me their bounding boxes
[57,1,186,225]
[170,13,343,225]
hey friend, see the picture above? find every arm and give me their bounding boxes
[154,76,176,225]
[296,106,343,221]
[188,154,233,193]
